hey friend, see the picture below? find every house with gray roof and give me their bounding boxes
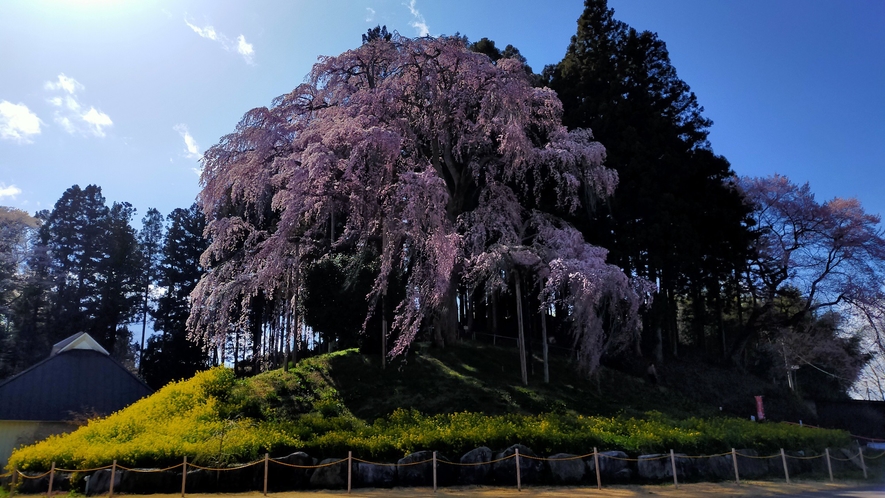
[0,332,153,469]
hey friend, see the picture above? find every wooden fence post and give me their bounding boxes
[109,459,117,498]
[825,448,833,483]
[780,449,790,484]
[515,448,521,492]
[432,451,438,492]
[180,456,187,497]
[10,468,17,497]
[593,447,602,490]
[669,450,678,489]
[731,448,740,485]
[263,453,269,496]
[47,462,55,498]
[347,451,352,494]
[859,446,868,479]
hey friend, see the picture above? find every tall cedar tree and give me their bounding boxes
[190,34,651,375]
[137,208,164,372]
[36,185,141,353]
[142,204,209,388]
[546,0,752,361]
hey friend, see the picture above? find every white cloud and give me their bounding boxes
[44,74,84,95]
[185,17,255,64]
[0,184,22,199]
[406,0,429,37]
[0,101,42,143]
[174,123,202,161]
[44,74,113,138]
[185,19,218,41]
[82,107,113,137]
[236,35,254,64]
[366,7,376,22]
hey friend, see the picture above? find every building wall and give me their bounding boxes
[0,421,76,469]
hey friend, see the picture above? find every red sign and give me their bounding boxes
[755,395,765,421]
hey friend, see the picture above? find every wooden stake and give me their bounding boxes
[347,451,352,494]
[780,449,790,484]
[731,448,740,485]
[109,460,117,498]
[47,462,55,498]
[825,448,833,483]
[181,456,187,497]
[859,446,867,479]
[263,453,269,496]
[593,447,602,490]
[515,448,521,492]
[669,450,678,489]
[10,468,17,497]
[432,451,437,493]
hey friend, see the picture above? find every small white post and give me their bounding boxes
[263,453,269,496]
[670,450,678,489]
[732,448,740,485]
[781,448,790,484]
[181,456,187,498]
[515,448,521,492]
[347,451,352,494]
[593,447,602,490]
[109,459,117,498]
[432,451,437,493]
[825,448,833,483]
[859,446,868,479]
[47,462,55,498]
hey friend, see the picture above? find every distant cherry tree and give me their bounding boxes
[734,174,885,362]
[189,34,650,375]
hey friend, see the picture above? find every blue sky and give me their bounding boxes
[1,0,883,225]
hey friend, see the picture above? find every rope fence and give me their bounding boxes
[4,444,878,496]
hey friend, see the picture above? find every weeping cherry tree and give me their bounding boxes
[188,33,651,376]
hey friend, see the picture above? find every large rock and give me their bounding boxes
[704,454,737,481]
[19,472,71,495]
[637,453,693,481]
[179,462,262,493]
[85,469,122,496]
[637,454,673,481]
[546,453,585,484]
[267,452,315,491]
[767,451,801,478]
[458,447,492,485]
[839,447,867,471]
[309,458,349,489]
[491,444,542,485]
[586,450,632,483]
[397,450,456,487]
[733,449,770,479]
[354,461,396,488]
[119,469,178,494]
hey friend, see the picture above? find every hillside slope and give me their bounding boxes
[8,341,832,471]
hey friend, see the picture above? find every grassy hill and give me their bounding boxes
[7,340,843,471]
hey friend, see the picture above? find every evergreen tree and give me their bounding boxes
[137,208,164,372]
[40,185,110,346]
[142,204,209,388]
[546,0,752,361]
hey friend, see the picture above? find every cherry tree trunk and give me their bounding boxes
[515,271,528,386]
[433,274,460,348]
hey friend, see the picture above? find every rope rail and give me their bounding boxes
[12,446,875,478]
